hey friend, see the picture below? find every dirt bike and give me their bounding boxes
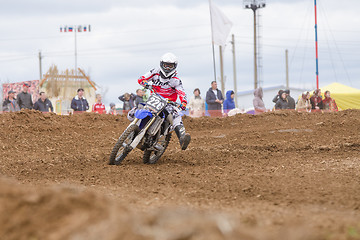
[109,86,181,165]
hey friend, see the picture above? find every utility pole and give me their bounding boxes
[244,0,266,89]
[252,9,258,89]
[231,34,238,107]
[219,46,225,95]
[38,50,43,80]
[285,49,289,89]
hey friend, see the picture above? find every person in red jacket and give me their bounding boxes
[322,90,338,112]
[92,94,106,114]
[137,52,191,150]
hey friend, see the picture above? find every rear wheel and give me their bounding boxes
[143,134,172,164]
[109,124,139,165]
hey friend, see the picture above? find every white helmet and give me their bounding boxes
[160,53,178,78]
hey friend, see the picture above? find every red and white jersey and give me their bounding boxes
[138,68,187,104]
[92,102,106,114]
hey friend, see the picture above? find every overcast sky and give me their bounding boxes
[0,0,359,105]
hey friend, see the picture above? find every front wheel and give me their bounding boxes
[109,124,139,165]
[143,134,172,164]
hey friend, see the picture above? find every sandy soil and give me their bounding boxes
[0,109,359,240]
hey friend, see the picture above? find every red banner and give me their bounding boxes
[2,80,40,103]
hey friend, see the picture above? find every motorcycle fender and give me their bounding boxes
[135,109,153,119]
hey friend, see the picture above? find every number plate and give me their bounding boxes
[146,94,167,112]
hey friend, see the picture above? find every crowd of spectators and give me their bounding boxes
[1,81,340,116]
[89,88,148,115]
[117,89,146,115]
[267,88,338,112]
[2,83,53,113]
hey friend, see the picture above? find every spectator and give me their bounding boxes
[92,94,106,114]
[108,103,117,115]
[253,87,266,113]
[34,92,53,112]
[275,90,289,110]
[205,81,224,117]
[223,90,235,115]
[134,89,145,107]
[296,91,311,112]
[118,93,135,114]
[17,83,33,109]
[188,88,205,118]
[2,90,20,112]
[272,90,282,103]
[310,89,323,111]
[71,88,89,113]
[285,89,296,109]
[322,90,338,112]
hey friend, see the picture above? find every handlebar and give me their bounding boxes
[144,82,181,109]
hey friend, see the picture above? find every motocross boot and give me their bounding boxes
[174,125,191,150]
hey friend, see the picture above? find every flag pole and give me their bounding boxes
[60,24,91,76]
[209,0,217,83]
[74,25,78,76]
[314,0,319,89]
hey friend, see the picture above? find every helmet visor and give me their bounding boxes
[161,62,176,72]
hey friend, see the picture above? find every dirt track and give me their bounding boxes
[0,110,359,240]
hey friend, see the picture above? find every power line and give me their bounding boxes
[318,1,352,86]
[43,36,210,55]
[0,24,209,42]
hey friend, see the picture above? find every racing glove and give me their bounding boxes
[140,79,149,87]
[179,102,187,111]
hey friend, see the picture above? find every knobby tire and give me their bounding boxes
[109,124,139,165]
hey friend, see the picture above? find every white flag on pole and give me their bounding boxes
[209,0,233,47]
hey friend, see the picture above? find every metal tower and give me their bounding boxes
[244,0,266,89]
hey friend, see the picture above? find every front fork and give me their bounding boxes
[130,117,157,149]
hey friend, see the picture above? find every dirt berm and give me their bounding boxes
[0,109,359,240]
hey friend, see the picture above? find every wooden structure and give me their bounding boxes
[40,65,97,114]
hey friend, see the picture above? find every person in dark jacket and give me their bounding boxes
[118,93,136,114]
[134,89,145,107]
[285,89,296,109]
[71,88,89,112]
[17,83,33,109]
[34,92,53,112]
[275,90,289,110]
[272,90,283,103]
[205,81,224,117]
[223,90,235,114]
[2,90,20,112]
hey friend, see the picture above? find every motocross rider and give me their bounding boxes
[137,53,191,150]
